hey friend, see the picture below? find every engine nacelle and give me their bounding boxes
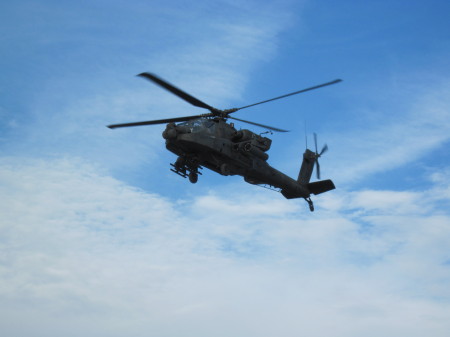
[253,136,272,151]
[232,129,254,142]
[233,129,272,151]
[243,142,269,161]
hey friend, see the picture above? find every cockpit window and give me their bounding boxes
[179,118,215,133]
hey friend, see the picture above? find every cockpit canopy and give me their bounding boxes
[178,118,216,133]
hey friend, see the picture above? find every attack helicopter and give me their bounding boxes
[107,72,342,211]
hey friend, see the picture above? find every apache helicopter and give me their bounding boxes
[107,72,342,211]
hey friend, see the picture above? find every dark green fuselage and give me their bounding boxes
[163,118,324,200]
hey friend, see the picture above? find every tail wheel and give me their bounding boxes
[306,197,314,212]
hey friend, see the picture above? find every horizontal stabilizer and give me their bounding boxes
[307,180,335,195]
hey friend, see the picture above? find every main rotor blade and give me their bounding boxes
[234,79,343,112]
[107,114,210,129]
[138,72,217,112]
[228,116,288,132]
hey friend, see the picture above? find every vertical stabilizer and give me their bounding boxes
[298,149,316,185]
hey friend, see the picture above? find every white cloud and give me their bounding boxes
[2,1,450,336]
[1,157,449,336]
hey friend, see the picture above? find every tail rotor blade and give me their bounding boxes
[312,133,328,179]
[313,133,318,154]
[320,144,328,156]
[316,160,321,180]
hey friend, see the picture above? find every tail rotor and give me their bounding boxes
[313,133,328,180]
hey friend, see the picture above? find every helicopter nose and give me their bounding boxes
[162,128,177,139]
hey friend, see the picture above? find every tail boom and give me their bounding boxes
[280,148,335,211]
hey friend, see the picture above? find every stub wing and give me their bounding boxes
[307,179,335,195]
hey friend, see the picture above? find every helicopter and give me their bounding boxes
[107,72,342,211]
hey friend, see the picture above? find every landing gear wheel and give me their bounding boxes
[188,172,198,184]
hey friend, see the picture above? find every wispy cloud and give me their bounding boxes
[323,79,450,185]
[2,2,450,336]
[1,0,295,177]
[1,157,449,336]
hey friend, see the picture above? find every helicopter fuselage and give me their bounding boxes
[163,118,311,199]
[107,72,339,211]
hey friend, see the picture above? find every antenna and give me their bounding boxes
[304,120,308,150]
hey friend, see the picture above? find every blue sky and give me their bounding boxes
[1,1,450,336]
